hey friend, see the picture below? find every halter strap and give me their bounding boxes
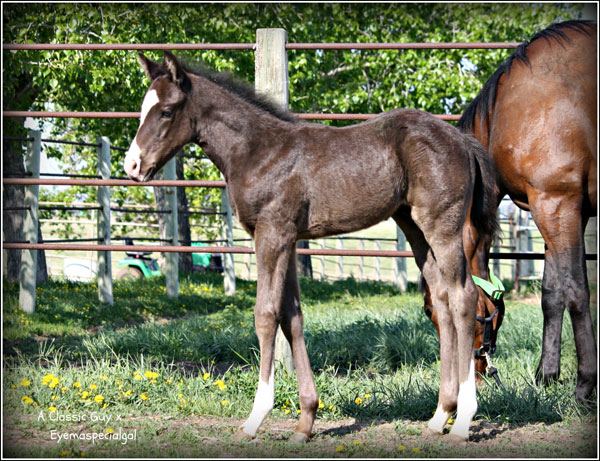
[472,272,505,361]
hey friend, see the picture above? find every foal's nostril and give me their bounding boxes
[124,154,142,178]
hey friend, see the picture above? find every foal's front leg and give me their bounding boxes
[279,249,319,443]
[234,228,295,441]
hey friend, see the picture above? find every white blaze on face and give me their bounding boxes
[124,89,160,179]
[139,89,160,125]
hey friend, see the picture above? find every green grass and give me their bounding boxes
[3,272,597,457]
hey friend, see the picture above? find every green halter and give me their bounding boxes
[471,272,505,300]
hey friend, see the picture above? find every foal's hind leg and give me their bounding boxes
[399,207,479,440]
[395,215,460,434]
[235,226,296,440]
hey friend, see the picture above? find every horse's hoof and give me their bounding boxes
[422,426,444,436]
[446,433,469,446]
[233,428,255,442]
[289,432,310,443]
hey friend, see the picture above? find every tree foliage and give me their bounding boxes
[3,3,583,241]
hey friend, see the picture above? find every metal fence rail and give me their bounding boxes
[3,42,522,51]
[2,242,596,261]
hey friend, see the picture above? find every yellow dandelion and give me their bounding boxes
[103,403,107,409]
[353,440,361,445]
[364,393,371,399]
[297,409,302,414]
[20,378,31,387]
[144,371,158,379]
[61,387,67,392]
[22,396,34,404]
[397,445,407,451]
[202,372,211,380]
[134,375,142,380]
[10,385,17,389]
[90,384,98,391]
[81,391,89,399]
[48,378,59,389]
[285,409,291,414]
[94,394,104,404]
[354,397,363,405]
[60,450,70,457]
[42,373,55,385]
[73,381,81,388]
[412,448,421,453]
[335,445,345,452]
[124,390,132,396]
[221,400,229,406]
[51,395,58,400]
[100,375,108,380]
[328,405,334,411]
[448,417,454,424]
[49,406,57,412]
[105,428,114,434]
[140,393,148,400]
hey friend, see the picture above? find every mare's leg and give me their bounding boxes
[279,249,319,443]
[235,226,295,440]
[530,195,597,403]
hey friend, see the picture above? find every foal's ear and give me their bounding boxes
[138,52,165,81]
[163,51,191,93]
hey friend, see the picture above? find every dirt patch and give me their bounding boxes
[3,413,597,458]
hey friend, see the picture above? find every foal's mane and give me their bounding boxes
[457,19,596,132]
[180,59,298,123]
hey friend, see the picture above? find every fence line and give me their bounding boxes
[3,41,522,51]
[6,29,591,319]
[5,242,596,261]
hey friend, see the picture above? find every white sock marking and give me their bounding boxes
[450,358,477,439]
[241,366,275,437]
[428,404,452,433]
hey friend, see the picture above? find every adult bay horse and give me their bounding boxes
[440,19,596,403]
[123,51,498,442]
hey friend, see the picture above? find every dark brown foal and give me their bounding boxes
[123,51,498,441]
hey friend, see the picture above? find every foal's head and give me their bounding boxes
[124,51,195,182]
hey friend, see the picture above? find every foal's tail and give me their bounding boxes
[464,135,500,244]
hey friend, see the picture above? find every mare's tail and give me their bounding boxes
[464,135,500,245]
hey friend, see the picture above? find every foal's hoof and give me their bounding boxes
[446,433,469,446]
[422,426,444,437]
[233,428,255,442]
[289,432,310,444]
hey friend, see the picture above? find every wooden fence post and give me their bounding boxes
[96,136,113,305]
[221,188,236,295]
[337,238,344,280]
[19,130,41,313]
[164,157,179,297]
[256,27,295,373]
[395,226,407,291]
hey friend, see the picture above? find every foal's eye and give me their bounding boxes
[161,110,173,119]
